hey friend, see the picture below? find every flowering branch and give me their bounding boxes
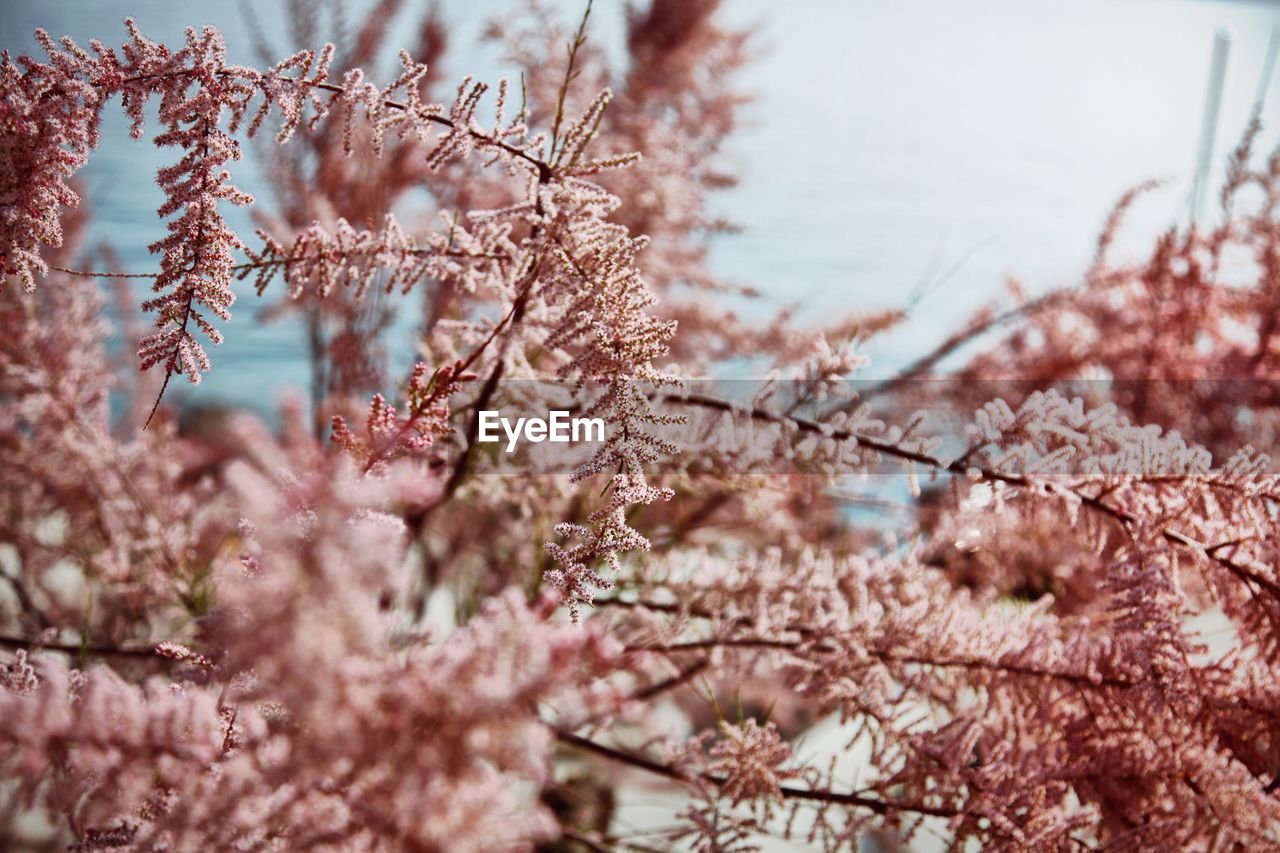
[553,728,961,819]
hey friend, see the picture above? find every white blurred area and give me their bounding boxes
[714,0,1280,375]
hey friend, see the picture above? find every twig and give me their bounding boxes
[0,633,164,661]
[551,727,960,819]
[662,391,1280,619]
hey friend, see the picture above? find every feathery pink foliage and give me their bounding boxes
[8,3,1280,850]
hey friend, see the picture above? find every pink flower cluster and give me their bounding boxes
[8,2,1280,850]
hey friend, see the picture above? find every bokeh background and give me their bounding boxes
[5,0,1280,406]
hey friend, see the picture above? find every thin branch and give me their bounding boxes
[145,118,213,430]
[0,633,164,661]
[51,247,507,284]
[862,291,1062,399]
[661,391,1280,615]
[551,727,960,819]
[624,629,1135,689]
[629,658,710,702]
[549,0,594,164]
[108,67,551,179]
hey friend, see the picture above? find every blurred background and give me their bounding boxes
[5,0,1280,406]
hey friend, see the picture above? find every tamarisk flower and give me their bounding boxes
[2,20,539,392]
[136,101,251,392]
[658,719,801,851]
[0,36,102,291]
[242,212,513,299]
[5,15,682,621]
[25,4,1280,849]
[0,412,624,849]
[0,651,38,696]
[3,22,339,389]
[700,719,798,805]
[331,359,474,472]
